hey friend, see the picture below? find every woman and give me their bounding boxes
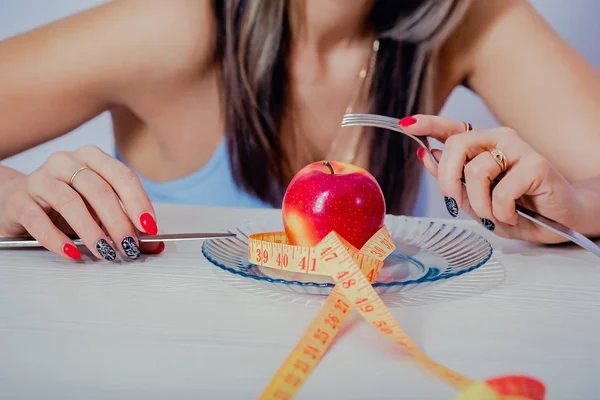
[0,0,598,261]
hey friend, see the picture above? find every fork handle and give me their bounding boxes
[456,178,600,258]
[513,204,600,258]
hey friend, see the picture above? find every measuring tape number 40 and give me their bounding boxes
[247,225,546,400]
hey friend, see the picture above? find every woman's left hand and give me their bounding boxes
[398,114,585,244]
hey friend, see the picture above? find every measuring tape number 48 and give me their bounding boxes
[247,225,546,400]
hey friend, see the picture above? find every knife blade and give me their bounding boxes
[0,232,237,248]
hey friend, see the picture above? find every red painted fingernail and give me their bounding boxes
[399,116,417,127]
[155,242,165,254]
[140,213,158,235]
[416,148,425,162]
[63,243,82,260]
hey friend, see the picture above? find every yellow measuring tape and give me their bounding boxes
[247,226,546,399]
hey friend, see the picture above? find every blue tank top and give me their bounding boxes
[115,139,429,216]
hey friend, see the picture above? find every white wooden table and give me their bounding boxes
[0,203,598,399]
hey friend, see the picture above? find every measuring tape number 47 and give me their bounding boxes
[247,225,546,400]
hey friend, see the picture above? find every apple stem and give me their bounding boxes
[322,161,335,175]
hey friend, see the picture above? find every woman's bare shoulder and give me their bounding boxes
[0,0,217,158]
[436,0,522,91]
[110,0,217,75]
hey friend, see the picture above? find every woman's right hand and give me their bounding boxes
[0,145,163,261]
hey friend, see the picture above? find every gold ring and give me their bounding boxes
[489,148,508,172]
[68,166,90,186]
[463,122,473,131]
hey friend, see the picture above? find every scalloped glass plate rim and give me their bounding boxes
[202,215,494,289]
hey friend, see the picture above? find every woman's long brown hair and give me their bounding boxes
[213,0,470,215]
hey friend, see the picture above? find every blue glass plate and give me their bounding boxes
[202,214,494,297]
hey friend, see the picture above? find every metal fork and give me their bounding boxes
[341,113,600,258]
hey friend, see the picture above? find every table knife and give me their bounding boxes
[0,232,236,248]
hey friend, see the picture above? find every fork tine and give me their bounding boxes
[342,117,390,125]
[342,113,400,125]
[341,117,395,125]
[341,119,398,130]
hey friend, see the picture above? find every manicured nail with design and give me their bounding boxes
[96,239,117,261]
[416,147,425,162]
[63,243,82,260]
[444,196,459,217]
[140,213,158,235]
[481,218,495,232]
[399,116,417,127]
[121,236,140,260]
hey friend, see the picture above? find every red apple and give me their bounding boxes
[282,160,386,249]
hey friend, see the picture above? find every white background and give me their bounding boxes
[1,0,599,217]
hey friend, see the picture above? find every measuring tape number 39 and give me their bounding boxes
[247,225,546,400]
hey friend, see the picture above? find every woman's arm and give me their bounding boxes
[445,0,600,182]
[0,0,215,160]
